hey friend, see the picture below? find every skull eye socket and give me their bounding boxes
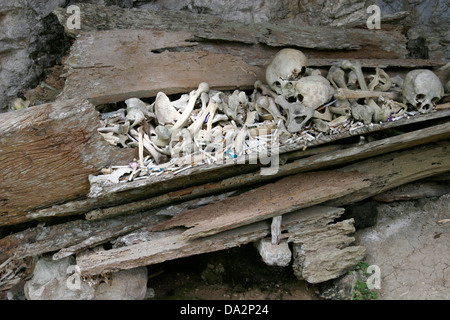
[292,66,307,80]
[415,94,426,102]
[431,97,440,105]
[421,104,431,111]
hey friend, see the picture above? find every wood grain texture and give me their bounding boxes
[0,99,134,226]
[151,170,371,239]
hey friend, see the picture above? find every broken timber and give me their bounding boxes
[75,206,352,276]
[0,99,134,226]
[151,141,450,240]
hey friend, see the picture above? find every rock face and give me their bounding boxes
[355,194,450,300]
[0,0,66,111]
[291,219,366,284]
[24,255,148,300]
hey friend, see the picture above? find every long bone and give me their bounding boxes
[97,122,130,135]
[255,96,286,121]
[368,67,392,92]
[234,111,258,156]
[327,65,348,90]
[254,80,278,99]
[187,94,217,138]
[334,88,401,101]
[171,82,209,133]
[206,92,225,132]
[340,60,368,91]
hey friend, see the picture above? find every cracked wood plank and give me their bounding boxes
[0,99,134,227]
[76,206,345,276]
[61,29,263,105]
[150,170,371,239]
[53,4,426,105]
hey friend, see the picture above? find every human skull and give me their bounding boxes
[294,75,335,109]
[402,69,444,113]
[265,48,308,98]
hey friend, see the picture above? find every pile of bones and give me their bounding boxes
[90,48,445,185]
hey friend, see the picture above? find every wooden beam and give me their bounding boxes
[61,29,263,105]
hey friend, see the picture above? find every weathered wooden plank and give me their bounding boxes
[0,99,134,227]
[0,192,233,262]
[328,141,450,206]
[150,170,371,239]
[151,140,450,240]
[76,206,345,276]
[53,3,408,58]
[61,29,263,105]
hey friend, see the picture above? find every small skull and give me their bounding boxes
[265,48,308,98]
[402,69,444,113]
[294,75,335,109]
[274,95,314,133]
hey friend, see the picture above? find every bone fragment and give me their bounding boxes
[138,126,144,167]
[97,123,130,135]
[335,88,401,101]
[254,80,278,99]
[154,92,181,126]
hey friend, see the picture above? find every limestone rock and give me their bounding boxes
[0,0,66,112]
[255,238,292,267]
[93,267,148,300]
[24,255,148,300]
[291,219,366,284]
[24,256,96,300]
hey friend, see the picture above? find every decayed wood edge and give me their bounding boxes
[0,213,159,261]
[0,99,135,227]
[152,140,450,241]
[75,206,345,276]
[24,111,450,223]
[53,3,408,58]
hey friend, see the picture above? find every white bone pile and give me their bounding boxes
[91,48,445,185]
